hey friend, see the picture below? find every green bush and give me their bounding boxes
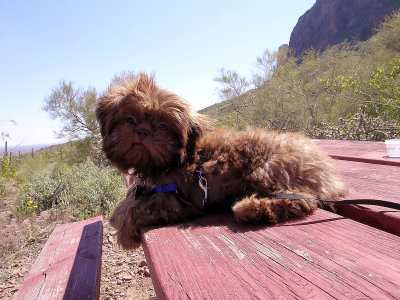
[16,159,124,219]
[1,157,21,196]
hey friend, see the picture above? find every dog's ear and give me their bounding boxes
[185,113,212,163]
[96,96,119,137]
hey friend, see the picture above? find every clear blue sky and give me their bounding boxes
[0,0,315,147]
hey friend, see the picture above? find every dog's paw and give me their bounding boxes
[317,200,337,212]
[232,194,317,224]
[232,194,283,224]
[287,198,317,218]
[117,225,142,250]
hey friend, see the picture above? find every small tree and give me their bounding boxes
[214,68,250,101]
[1,120,16,143]
[213,68,253,127]
[251,49,278,88]
[43,81,99,140]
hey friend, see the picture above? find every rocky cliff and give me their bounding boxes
[289,0,400,57]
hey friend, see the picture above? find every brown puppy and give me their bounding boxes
[96,73,348,249]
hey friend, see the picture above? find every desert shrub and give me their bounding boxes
[0,157,22,196]
[0,177,6,197]
[16,159,124,219]
[310,106,399,140]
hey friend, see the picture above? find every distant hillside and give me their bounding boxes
[199,88,259,127]
[199,9,400,140]
[0,143,59,154]
[289,0,400,57]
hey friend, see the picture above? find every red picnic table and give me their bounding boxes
[141,140,400,300]
[314,140,400,235]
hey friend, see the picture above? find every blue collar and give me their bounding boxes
[150,184,179,194]
[149,166,208,206]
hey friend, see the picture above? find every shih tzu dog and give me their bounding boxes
[96,73,348,249]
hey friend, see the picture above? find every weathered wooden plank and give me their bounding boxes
[338,160,400,200]
[337,158,400,235]
[15,216,103,300]
[312,140,400,234]
[314,139,400,166]
[142,211,400,300]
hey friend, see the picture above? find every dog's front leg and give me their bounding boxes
[111,192,203,249]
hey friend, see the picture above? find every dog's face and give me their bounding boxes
[96,73,210,175]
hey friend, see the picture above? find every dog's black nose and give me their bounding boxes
[137,128,150,136]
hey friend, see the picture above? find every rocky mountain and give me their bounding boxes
[289,0,400,57]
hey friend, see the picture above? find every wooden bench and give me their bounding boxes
[15,216,103,300]
[141,140,400,299]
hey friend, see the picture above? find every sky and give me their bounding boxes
[0,0,315,147]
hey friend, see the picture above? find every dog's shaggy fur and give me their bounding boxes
[96,73,348,249]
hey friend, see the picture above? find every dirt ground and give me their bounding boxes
[0,183,156,299]
[101,221,156,300]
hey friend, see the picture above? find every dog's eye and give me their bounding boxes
[159,122,168,129]
[126,117,136,125]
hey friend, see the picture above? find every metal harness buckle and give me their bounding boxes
[195,167,208,206]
